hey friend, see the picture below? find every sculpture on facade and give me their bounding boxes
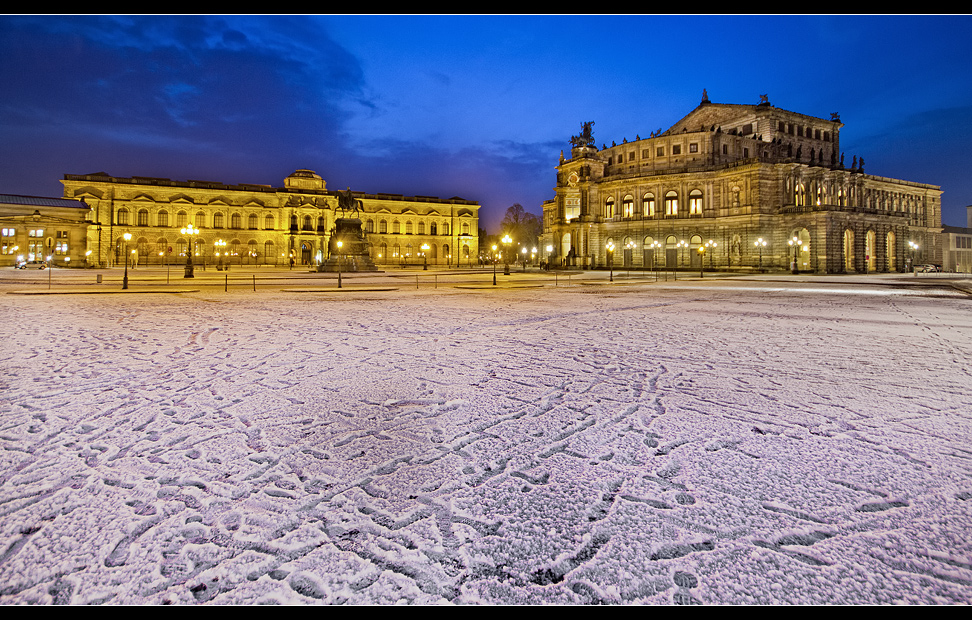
[570,121,596,148]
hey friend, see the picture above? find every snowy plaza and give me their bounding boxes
[1,268,971,605]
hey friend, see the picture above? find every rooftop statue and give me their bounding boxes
[569,121,596,148]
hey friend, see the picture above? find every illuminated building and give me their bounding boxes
[0,194,90,267]
[541,93,943,273]
[60,169,479,269]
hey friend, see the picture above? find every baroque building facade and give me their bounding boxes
[541,94,943,273]
[59,170,480,269]
[0,194,91,267]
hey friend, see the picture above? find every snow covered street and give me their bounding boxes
[2,273,971,604]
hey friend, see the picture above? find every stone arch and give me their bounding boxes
[843,228,855,273]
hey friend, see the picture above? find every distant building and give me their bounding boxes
[59,170,480,268]
[941,205,972,273]
[0,194,91,267]
[541,94,943,273]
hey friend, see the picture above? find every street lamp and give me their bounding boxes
[122,232,132,289]
[214,238,226,271]
[676,239,688,280]
[421,243,429,270]
[754,237,767,272]
[337,240,343,288]
[492,244,498,285]
[502,234,512,275]
[697,244,707,278]
[703,239,717,277]
[908,241,919,277]
[787,235,801,274]
[180,223,198,278]
[521,247,527,272]
[546,244,553,270]
[606,240,615,282]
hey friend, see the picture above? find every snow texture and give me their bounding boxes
[1,275,971,604]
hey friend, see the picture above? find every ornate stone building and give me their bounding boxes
[60,170,480,269]
[0,194,91,267]
[541,94,943,273]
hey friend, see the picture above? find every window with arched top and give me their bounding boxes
[177,211,188,228]
[264,214,274,230]
[137,209,149,226]
[117,208,129,225]
[665,191,678,216]
[643,193,655,217]
[605,197,615,218]
[231,213,241,229]
[622,195,634,217]
[214,212,225,228]
[379,220,387,234]
[689,190,703,215]
[158,210,169,227]
[195,211,206,227]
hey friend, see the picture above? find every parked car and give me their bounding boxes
[16,260,47,269]
[916,264,940,273]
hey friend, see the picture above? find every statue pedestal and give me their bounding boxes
[318,218,378,272]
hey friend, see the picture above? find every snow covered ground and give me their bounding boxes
[1,271,971,604]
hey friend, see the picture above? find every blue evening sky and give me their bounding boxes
[2,15,971,231]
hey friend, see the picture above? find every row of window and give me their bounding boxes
[603,190,705,218]
[114,209,475,236]
[777,121,831,142]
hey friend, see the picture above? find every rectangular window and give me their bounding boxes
[672,145,681,155]
[744,148,749,157]
[29,229,44,237]
[642,149,649,158]
[656,146,664,157]
[2,228,15,237]
[689,143,698,153]
[722,144,728,154]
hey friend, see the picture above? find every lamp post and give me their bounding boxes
[421,243,429,270]
[180,223,198,278]
[676,239,688,280]
[122,232,131,290]
[703,239,717,277]
[502,234,512,275]
[545,244,553,270]
[697,244,706,278]
[521,247,527,272]
[606,240,615,282]
[787,235,804,274]
[908,241,919,277]
[625,239,636,277]
[214,238,226,271]
[754,237,767,272]
[492,244,498,285]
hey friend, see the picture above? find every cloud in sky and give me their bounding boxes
[2,14,972,230]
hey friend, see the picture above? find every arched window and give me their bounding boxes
[418,221,425,235]
[137,209,149,226]
[264,240,274,263]
[303,215,312,230]
[177,211,187,228]
[213,212,225,228]
[689,190,703,215]
[247,239,257,261]
[264,214,274,230]
[195,211,206,228]
[393,220,401,234]
[248,214,258,229]
[406,221,413,234]
[231,213,242,229]
[665,191,678,216]
[442,223,449,235]
[462,223,469,235]
[379,220,387,234]
[117,208,129,225]
[622,195,634,217]
[366,219,374,233]
[605,197,615,218]
[430,222,438,235]
[158,210,169,227]
[643,193,655,217]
